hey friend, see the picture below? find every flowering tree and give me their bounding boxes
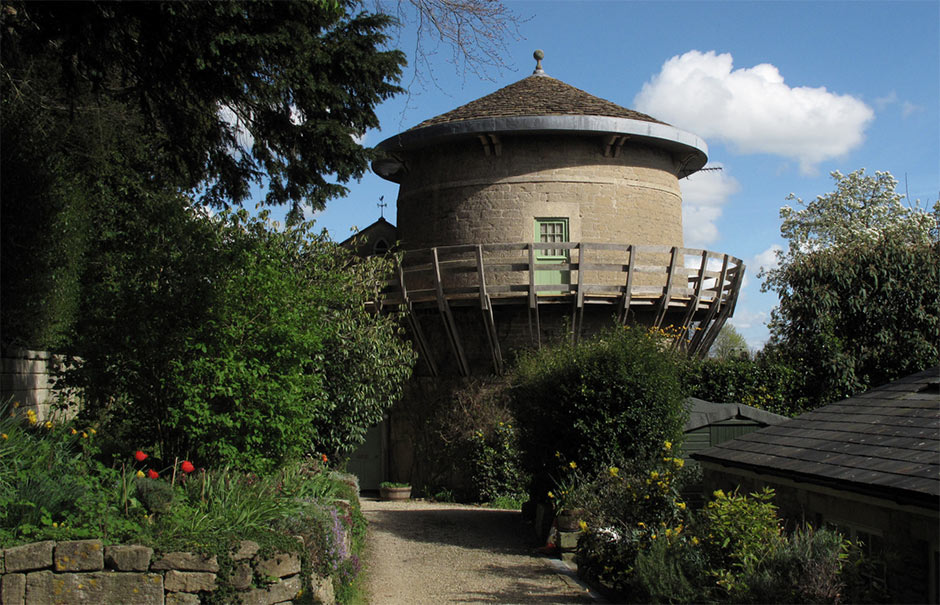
[761,169,939,404]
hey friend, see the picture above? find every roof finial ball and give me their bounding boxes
[533,49,545,75]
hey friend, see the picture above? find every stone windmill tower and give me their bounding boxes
[368,51,744,378]
[346,52,745,488]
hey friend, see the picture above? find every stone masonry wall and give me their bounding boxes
[395,134,683,251]
[0,538,339,605]
[1,349,64,423]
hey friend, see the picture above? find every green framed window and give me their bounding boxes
[534,218,569,260]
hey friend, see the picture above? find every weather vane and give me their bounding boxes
[377,195,387,218]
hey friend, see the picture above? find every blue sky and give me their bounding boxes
[283,0,939,350]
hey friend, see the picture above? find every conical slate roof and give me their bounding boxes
[373,56,709,180]
[411,74,666,129]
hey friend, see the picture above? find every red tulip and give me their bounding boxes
[321,453,328,463]
[134,451,148,462]
[180,460,195,473]
[147,469,159,479]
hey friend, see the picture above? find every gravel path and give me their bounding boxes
[361,498,598,604]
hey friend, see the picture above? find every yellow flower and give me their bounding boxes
[136,470,145,478]
[692,537,700,545]
[664,441,672,450]
[44,421,53,429]
[608,466,619,477]
[651,533,657,540]
[554,451,562,459]
[81,432,88,439]
[650,471,659,480]
[677,501,687,510]
[71,428,78,435]
[569,461,577,469]
[713,489,725,499]
[1,433,7,440]
[637,521,646,528]
[579,520,588,532]
[547,491,555,499]
[665,528,673,538]
[498,421,504,426]
[673,457,685,468]
[12,401,19,408]
[52,522,59,528]
[89,428,96,435]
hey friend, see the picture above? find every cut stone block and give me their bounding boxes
[105,545,153,571]
[163,570,217,593]
[255,553,300,579]
[231,563,253,590]
[55,540,104,572]
[1,573,26,605]
[151,552,219,572]
[311,574,335,605]
[232,540,260,562]
[239,575,302,605]
[4,542,54,573]
[25,571,163,605]
[165,592,201,605]
[557,530,580,550]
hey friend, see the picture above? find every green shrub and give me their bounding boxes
[510,325,687,479]
[468,421,526,503]
[699,487,783,596]
[62,207,415,474]
[682,356,810,416]
[574,449,697,600]
[575,477,860,604]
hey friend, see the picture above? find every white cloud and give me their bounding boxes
[727,309,771,350]
[679,165,740,248]
[752,244,782,273]
[219,104,255,149]
[635,51,874,174]
[901,101,923,118]
[874,91,898,110]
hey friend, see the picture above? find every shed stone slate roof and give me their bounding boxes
[411,75,666,130]
[684,397,788,432]
[693,367,940,508]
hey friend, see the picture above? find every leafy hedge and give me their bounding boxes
[682,356,811,417]
[60,204,415,474]
[510,326,687,479]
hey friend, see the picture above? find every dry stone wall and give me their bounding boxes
[0,538,337,605]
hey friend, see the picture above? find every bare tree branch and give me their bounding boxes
[374,0,526,92]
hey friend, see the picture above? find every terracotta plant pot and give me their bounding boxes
[379,486,412,501]
[555,509,583,532]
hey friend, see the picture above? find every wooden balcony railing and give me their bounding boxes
[378,242,744,375]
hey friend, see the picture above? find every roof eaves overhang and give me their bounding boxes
[372,115,708,182]
[693,453,940,512]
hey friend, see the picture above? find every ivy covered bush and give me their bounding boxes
[510,325,687,479]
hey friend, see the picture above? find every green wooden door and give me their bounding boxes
[346,421,385,491]
[534,218,569,293]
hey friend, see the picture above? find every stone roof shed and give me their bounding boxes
[694,367,940,603]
